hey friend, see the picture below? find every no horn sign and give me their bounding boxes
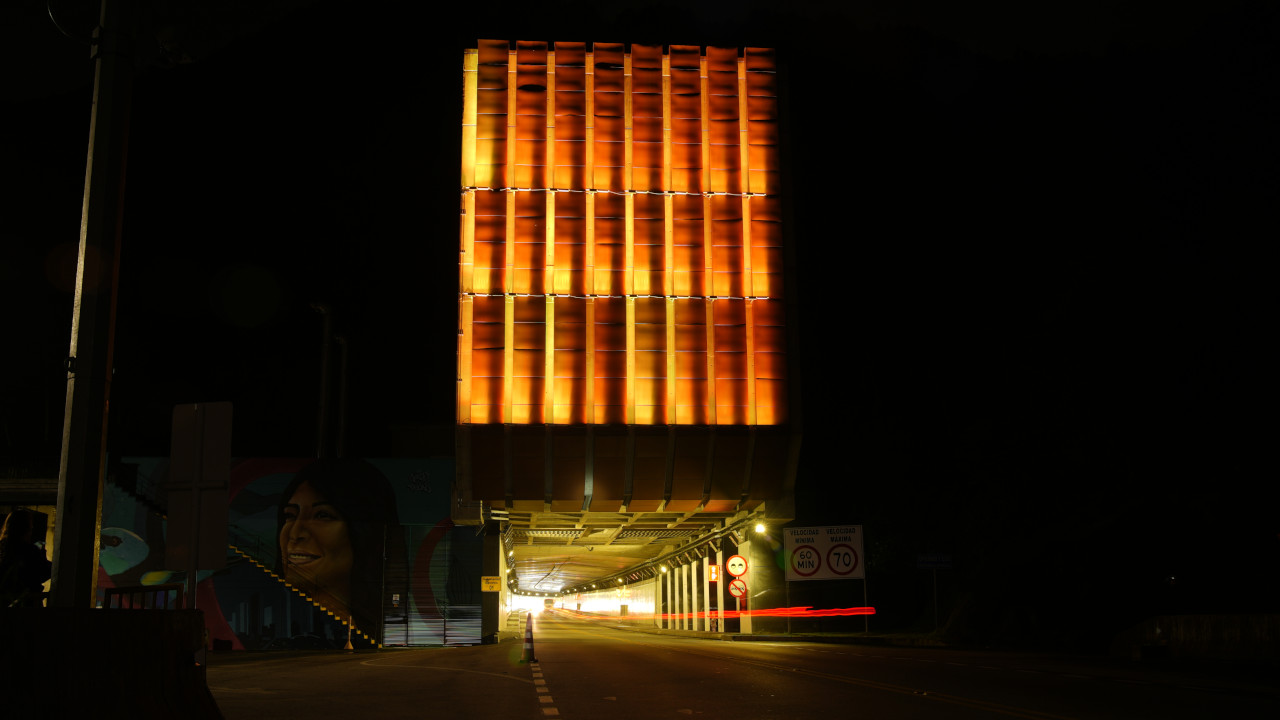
[783,525,865,581]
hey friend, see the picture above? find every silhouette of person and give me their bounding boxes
[0,509,52,608]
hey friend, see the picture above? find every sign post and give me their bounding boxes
[166,402,232,610]
[725,554,748,621]
[916,553,953,632]
[783,525,868,631]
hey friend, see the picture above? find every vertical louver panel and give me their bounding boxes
[459,42,785,426]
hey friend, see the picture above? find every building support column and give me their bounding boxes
[681,562,690,629]
[480,521,502,643]
[672,564,679,629]
[701,555,711,632]
[665,567,673,629]
[674,562,682,629]
[690,559,699,631]
[738,539,753,634]
[53,0,135,609]
[715,547,725,633]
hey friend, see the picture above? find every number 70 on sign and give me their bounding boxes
[782,525,865,581]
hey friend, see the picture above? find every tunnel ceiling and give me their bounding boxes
[457,425,797,596]
[509,509,727,549]
[502,508,744,594]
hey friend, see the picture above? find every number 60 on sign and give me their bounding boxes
[782,525,865,581]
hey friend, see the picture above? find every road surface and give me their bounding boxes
[207,610,1277,719]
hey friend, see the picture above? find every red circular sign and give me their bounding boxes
[728,578,747,598]
[725,554,749,577]
[790,545,822,577]
[826,544,859,576]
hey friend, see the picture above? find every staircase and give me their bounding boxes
[108,461,167,519]
[228,544,381,648]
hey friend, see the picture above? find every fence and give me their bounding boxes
[102,583,185,610]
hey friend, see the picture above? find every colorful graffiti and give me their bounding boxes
[100,457,482,649]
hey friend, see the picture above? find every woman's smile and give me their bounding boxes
[279,481,353,603]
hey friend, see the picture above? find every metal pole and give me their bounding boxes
[311,302,332,458]
[51,0,134,609]
[863,579,869,633]
[441,533,449,645]
[933,568,939,633]
[379,524,387,646]
[335,335,348,458]
[186,419,201,610]
[715,547,724,632]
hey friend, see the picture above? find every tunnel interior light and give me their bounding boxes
[755,522,766,533]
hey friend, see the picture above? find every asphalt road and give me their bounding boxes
[207,611,1278,719]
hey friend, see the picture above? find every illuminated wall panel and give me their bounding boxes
[460,41,785,426]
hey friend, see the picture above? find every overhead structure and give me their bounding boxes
[455,40,798,596]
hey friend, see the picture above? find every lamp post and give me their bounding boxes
[310,302,332,458]
[51,0,135,609]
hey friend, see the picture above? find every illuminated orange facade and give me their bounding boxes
[458,41,785,427]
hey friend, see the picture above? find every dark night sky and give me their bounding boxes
[3,1,1276,644]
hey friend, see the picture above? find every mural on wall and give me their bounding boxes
[100,457,481,649]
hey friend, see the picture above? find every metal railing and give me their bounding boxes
[102,583,185,609]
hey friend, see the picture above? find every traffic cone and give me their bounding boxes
[344,616,354,652]
[521,612,536,662]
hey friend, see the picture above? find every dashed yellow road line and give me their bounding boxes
[531,662,559,716]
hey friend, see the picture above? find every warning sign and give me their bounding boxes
[481,576,501,592]
[783,525,864,581]
[725,554,748,577]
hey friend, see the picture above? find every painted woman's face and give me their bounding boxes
[279,482,353,597]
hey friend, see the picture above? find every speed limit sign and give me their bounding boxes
[782,526,864,580]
